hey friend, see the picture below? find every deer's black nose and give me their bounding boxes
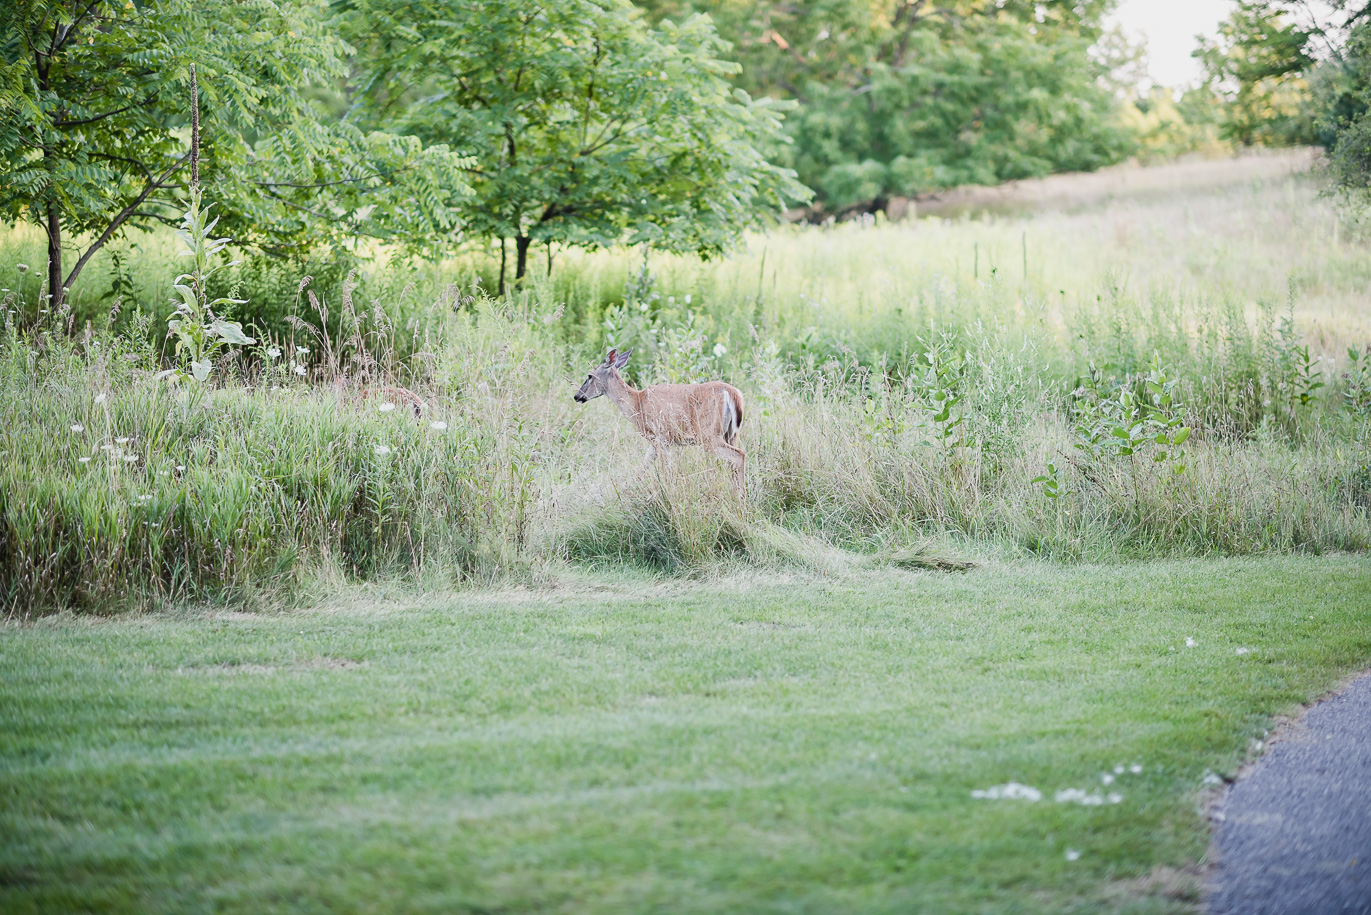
[574,393,586,403]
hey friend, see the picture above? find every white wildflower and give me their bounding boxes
[115,437,130,444]
[378,402,396,413]
[429,421,448,431]
[1185,637,1196,648]
[684,294,692,304]
[267,347,281,360]
[296,345,309,355]
[970,782,1042,802]
[294,364,307,377]
[16,263,28,273]
[1101,773,1115,785]
[78,456,91,464]
[94,393,106,404]
[1065,849,1082,862]
[713,343,727,358]
[176,465,186,472]
[1236,647,1251,656]
[1113,765,1125,775]
[374,444,391,456]
[1129,765,1143,774]
[122,454,137,463]
[70,423,84,433]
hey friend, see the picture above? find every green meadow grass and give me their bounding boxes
[3,556,1368,913]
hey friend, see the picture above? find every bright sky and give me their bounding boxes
[1107,0,1236,88]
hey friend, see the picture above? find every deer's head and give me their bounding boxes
[574,348,632,403]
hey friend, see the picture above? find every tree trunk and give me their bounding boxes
[515,235,531,283]
[498,238,507,297]
[45,202,62,306]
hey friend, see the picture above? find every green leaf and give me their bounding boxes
[190,359,212,382]
[209,320,255,346]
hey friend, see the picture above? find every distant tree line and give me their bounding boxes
[637,0,1134,217]
[1175,1,1371,199]
[6,0,1371,303]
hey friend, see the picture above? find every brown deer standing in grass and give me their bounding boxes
[574,348,747,495]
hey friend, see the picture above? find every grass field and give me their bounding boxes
[3,557,1370,913]
[2,152,1370,909]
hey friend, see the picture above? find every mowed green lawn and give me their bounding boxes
[2,557,1369,914]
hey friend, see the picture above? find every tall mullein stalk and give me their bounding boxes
[159,64,254,384]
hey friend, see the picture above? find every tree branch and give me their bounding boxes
[54,96,154,128]
[49,0,107,57]
[250,163,419,189]
[260,190,393,241]
[64,150,191,291]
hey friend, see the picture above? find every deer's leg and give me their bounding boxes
[645,438,670,470]
[708,442,746,496]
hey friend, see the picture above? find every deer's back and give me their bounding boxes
[638,381,743,445]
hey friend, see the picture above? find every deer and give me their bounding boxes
[574,348,747,495]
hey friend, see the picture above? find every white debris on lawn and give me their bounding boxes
[1055,788,1123,805]
[971,782,1043,801]
[1065,848,1083,861]
[1202,771,1224,786]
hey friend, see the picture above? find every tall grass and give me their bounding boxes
[2,154,1369,616]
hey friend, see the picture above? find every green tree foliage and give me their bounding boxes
[1321,17,1371,194]
[1118,87,1226,163]
[638,1,1134,212]
[1194,1,1318,148]
[336,0,808,292]
[0,0,472,302]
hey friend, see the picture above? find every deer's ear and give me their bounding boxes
[614,349,632,369]
[605,348,617,366]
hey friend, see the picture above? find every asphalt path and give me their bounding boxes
[1207,672,1371,914]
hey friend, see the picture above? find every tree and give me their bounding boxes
[637,1,1134,212]
[1194,1,1318,148]
[0,0,471,304]
[1320,17,1371,194]
[335,0,808,293]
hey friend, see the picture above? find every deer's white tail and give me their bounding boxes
[723,387,743,446]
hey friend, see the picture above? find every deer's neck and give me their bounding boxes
[605,371,645,433]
